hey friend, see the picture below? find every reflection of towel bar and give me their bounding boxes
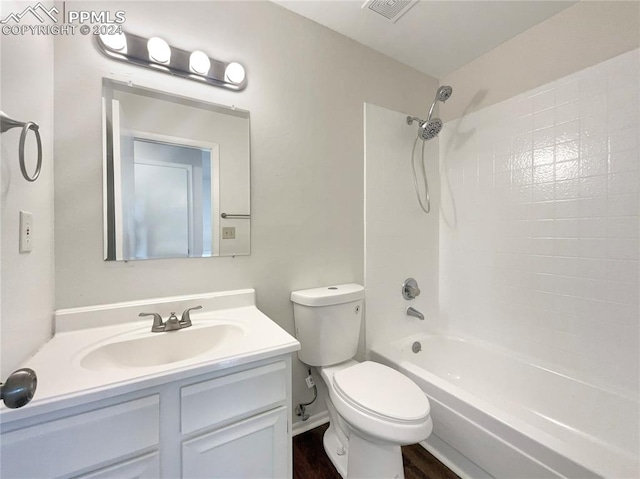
[0,111,42,182]
[221,213,250,219]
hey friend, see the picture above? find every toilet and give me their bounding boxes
[291,283,433,479]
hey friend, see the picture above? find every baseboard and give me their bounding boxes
[292,410,330,436]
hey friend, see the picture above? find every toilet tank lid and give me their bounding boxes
[291,283,364,307]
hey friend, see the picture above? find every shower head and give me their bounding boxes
[436,85,453,102]
[418,118,443,141]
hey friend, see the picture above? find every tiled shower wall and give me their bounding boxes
[439,49,639,394]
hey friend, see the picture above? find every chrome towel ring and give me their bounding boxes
[1,111,43,182]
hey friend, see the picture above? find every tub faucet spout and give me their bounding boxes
[406,307,424,320]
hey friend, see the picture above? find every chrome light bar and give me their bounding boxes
[95,31,247,91]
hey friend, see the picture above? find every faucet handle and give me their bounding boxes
[402,278,421,300]
[139,312,165,332]
[180,305,202,327]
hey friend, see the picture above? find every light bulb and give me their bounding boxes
[99,31,127,52]
[147,37,171,64]
[189,51,211,75]
[225,62,245,84]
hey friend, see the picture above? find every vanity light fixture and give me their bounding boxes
[96,31,247,91]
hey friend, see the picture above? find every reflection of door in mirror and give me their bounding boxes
[134,161,189,258]
[133,138,216,259]
[112,112,220,260]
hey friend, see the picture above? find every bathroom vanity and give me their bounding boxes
[0,289,300,479]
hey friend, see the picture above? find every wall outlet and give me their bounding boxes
[222,227,236,239]
[19,211,34,253]
[305,375,315,389]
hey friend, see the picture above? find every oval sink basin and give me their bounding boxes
[80,323,244,371]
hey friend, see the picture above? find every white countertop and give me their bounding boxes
[1,290,299,423]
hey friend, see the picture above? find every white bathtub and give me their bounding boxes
[371,335,639,479]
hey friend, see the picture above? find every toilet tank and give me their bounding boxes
[290,283,364,366]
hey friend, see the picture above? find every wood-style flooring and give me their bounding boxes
[293,423,460,479]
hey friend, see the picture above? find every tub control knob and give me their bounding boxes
[337,445,346,456]
[402,278,421,300]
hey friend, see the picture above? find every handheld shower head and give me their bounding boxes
[437,85,453,102]
[427,85,454,122]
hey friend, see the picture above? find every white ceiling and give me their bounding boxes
[273,0,577,79]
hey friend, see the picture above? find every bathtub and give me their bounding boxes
[370,335,639,479]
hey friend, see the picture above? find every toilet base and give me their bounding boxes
[323,400,406,479]
[323,425,405,479]
[323,423,348,477]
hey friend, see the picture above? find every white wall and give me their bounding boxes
[364,103,440,351]
[0,2,55,378]
[54,1,435,423]
[440,49,639,393]
[441,1,640,122]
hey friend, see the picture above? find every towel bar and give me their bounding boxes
[1,111,42,182]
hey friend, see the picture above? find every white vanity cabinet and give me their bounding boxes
[0,356,293,479]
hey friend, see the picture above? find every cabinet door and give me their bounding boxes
[182,407,288,479]
[73,451,159,479]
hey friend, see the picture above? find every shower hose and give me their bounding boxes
[411,135,430,214]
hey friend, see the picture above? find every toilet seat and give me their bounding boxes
[333,361,430,424]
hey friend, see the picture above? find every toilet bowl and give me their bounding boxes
[291,284,432,479]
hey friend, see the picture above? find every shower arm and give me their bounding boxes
[406,116,424,126]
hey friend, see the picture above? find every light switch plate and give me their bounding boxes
[19,211,33,253]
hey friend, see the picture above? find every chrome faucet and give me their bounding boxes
[402,278,421,300]
[139,305,202,333]
[406,307,424,320]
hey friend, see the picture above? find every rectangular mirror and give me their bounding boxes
[102,79,250,261]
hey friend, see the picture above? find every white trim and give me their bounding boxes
[292,410,330,437]
[112,99,123,259]
[210,143,221,256]
[102,96,108,259]
[124,129,218,153]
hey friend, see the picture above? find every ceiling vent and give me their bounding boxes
[362,0,418,23]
